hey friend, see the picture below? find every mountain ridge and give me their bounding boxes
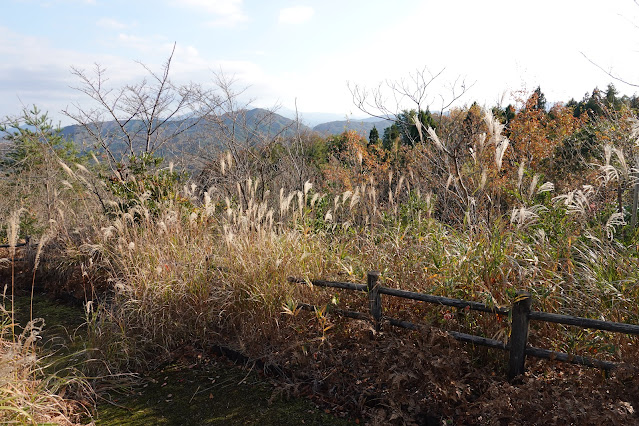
[2,108,399,167]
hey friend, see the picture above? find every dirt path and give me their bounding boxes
[12,293,353,425]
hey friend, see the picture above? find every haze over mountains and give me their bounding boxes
[53,108,394,159]
[312,116,394,137]
[1,107,396,171]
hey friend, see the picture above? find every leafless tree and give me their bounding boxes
[348,67,507,226]
[195,72,317,209]
[64,45,319,211]
[348,66,473,127]
[63,44,219,180]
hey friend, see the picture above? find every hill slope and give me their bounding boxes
[313,118,394,138]
[60,108,311,162]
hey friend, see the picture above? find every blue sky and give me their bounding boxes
[2,0,639,125]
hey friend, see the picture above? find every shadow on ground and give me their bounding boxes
[11,293,352,425]
[95,360,353,425]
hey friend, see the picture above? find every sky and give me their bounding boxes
[2,0,639,126]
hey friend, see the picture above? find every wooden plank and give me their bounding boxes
[299,304,618,373]
[448,331,509,350]
[386,317,508,350]
[0,240,29,249]
[387,317,420,330]
[296,303,369,321]
[525,346,617,371]
[378,286,509,315]
[367,271,382,332]
[288,277,368,292]
[508,291,532,380]
[529,311,639,335]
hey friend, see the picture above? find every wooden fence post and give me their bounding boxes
[508,291,532,381]
[367,271,382,332]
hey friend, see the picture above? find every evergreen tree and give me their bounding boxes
[1,106,78,172]
[463,103,484,141]
[505,105,516,123]
[0,106,82,222]
[605,83,621,110]
[369,126,379,145]
[395,109,437,146]
[585,88,604,117]
[533,86,547,111]
[382,124,400,151]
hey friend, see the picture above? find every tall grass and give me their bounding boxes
[2,103,639,423]
[72,156,638,371]
[0,209,93,425]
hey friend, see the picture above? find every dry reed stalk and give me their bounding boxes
[7,209,24,342]
[30,233,50,322]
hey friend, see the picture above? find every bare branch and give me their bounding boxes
[581,52,639,88]
[63,46,220,177]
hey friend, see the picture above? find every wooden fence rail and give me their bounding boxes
[0,236,30,249]
[288,271,636,380]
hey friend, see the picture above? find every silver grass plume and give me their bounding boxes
[510,204,548,228]
[485,110,510,170]
[413,112,424,143]
[552,185,594,216]
[605,212,626,239]
[484,109,506,144]
[537,182,555,194]
[426,126,444,151]
[494,138,510,171]
[630,117,639,147]
[528,174,540,200]
[517,161,526,191]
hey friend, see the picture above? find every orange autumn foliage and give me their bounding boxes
[322,130,391,191]
[507,92,585,172]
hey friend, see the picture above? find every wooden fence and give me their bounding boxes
[289,271,639,380]
[0,236,30,249]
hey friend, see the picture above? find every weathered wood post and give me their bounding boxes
[508,291,532,381]
[367,271,382,333]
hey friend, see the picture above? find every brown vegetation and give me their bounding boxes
[2,62,639,424]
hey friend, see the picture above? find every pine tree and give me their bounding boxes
[382,124,400,151]
[533,86,547,111]
[369,126,379,145]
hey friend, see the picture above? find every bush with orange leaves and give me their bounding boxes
[321,130,391,193]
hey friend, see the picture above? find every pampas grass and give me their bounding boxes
[0,265,87,425]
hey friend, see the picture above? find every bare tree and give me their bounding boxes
[64,45,317,212]
[348,67,473,128]
[63,44,219,180]
[195,72,318,209]
[348,67,510,226]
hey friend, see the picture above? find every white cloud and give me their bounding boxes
[116,33,170,53]
[97,18,127,30]
[0,26,150,124]
[278,6,314,24]
[172,0,248,27]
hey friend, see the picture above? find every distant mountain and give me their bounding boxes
[360,115,394,123]
[0,124,38,136]
[276,107,371,127]
[60,108,310,162]
[0,139,11,160]
[55,108,401,168]
[313,117,394,139]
